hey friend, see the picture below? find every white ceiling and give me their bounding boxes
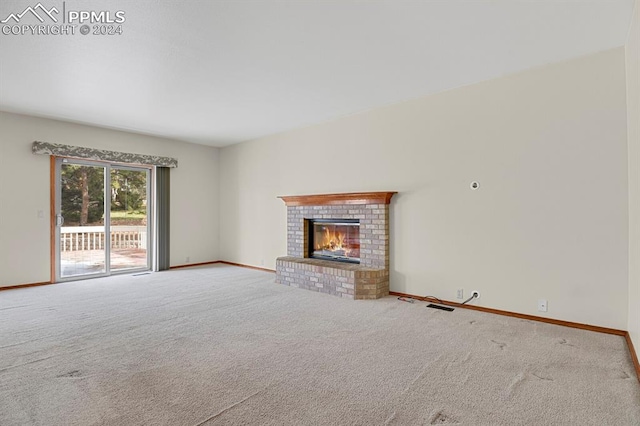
[0,0,635,147]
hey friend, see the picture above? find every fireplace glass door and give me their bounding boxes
[310,220,360,263]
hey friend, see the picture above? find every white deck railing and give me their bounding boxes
[60,226,147,251]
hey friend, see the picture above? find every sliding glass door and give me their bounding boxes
[55,159,151,280]
[109,167,149,271]
[57,162,107,277]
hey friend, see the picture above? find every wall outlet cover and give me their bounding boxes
[538,299,548,312]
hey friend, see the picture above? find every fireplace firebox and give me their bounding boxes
[308,219,360,264]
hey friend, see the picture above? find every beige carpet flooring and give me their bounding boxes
[0,264,639,425]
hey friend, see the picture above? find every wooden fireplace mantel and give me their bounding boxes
[278,191,397,206]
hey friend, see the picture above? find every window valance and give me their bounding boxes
[32,141,178,168]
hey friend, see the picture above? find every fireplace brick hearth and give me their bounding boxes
[276,192,396,300]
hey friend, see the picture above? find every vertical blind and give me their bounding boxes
[156,167,171,271]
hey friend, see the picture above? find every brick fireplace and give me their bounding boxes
[276,192,396,300]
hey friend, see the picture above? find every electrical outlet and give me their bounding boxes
[538,299,548,312]
[186,256,190,263]
[457,289,464,299]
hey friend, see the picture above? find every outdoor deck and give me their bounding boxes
[60,226,148,277]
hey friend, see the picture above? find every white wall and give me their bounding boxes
[0,112,220,287]
[219,48,629,330]
[627,0,640,349]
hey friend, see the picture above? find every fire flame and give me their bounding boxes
[320,227,345,251]
[315,225,359,259]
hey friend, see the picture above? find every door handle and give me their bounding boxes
[56,215,65,227]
